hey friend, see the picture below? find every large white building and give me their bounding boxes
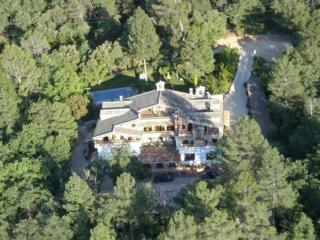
[93,81,226,169]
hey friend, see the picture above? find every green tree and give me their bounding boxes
[219,117,269,178]
[42,45,84,100]
[63,175,95,215]
[176,43,214,84]
[290,213,316,240]
[63,175,95,240]
[176,181,223,221]
[82,41,124,86]
[124,7,161,81]
[226,0,264,33]
[0,44,41,96]
[268,50,305,111]
[199,210,239,240]
[27,100,77,141]
[115,0,135,18]
[109,172,136,224]
[147,0,192,48]
[0,158,55,223]
[258,148,296,224]
[14,215,73,240]
[131,183,157,237]
[272,0,311,30]
[241,202,278,240]
[65,94,89,120]
[0,73,19,136]
[90,222,116,240]
[226,170,259,219]
[186,10,226,46]
[158,210,198,240]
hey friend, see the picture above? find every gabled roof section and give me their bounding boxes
[93,109,137,137]
[127,90,160,110]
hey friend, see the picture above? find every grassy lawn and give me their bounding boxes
[91,70,140,91]
[90,69,190,93]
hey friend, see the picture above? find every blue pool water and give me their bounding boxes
[91,87,136,104]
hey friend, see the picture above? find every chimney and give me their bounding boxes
[119,95,123,101]
[189,88,194,95]
[195,86,206,97]
[156,80,165,91]
[206,91,212,98]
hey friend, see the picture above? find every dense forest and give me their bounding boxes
[0,0,320,239]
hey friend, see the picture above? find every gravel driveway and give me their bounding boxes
[217,33,291,124]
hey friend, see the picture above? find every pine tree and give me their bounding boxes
[227,170,259,219]
[158,210,198,240]
[200,209,239,240]
[0,73,19,137]
[124,7,161,81]
[63,175,95,215]
[219,117,270,178]
[82,42,124,86]
[268,51,305,111]
[291,213,316,240]
[0,44,41,96]
[241,202,278,240]
[176,181,223,221]
[258,148,296,224]
[90,222,116,240]
[147,0,192,48]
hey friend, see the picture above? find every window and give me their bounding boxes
[167,125,175,131]
[169,163,177,168]
[103,136,109,142]
[131,124,136,127]
[185,153,195,161]
[156,163,164,168]
[143,164,152,169]
[206,151,217,160]
[144,127,152,132]
[120,136,124,140]
[155,126,165,131]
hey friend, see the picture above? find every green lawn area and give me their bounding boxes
[90,69,190,93]
[91,70,141,91]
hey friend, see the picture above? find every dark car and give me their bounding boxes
[201,171,218,179]
[153,174,174,183]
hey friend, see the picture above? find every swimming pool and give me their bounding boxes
[91,87,137,104]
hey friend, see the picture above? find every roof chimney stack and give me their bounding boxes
[156,80,165,91]
[195,86,206,98]
[119,95,123,101]
[189,88,194,95]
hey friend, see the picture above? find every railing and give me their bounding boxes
[175,138,217,153]
[94,139,139,146]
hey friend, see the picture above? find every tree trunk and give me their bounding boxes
[143,59,148,82]
[309,98,313,117]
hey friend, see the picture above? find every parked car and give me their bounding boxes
[153,174,174,183]
[201,171,218,179]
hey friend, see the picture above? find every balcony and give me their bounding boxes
[94,139,139,147]
[175,138,217,153]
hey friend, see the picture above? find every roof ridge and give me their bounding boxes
[127,89,157,100]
